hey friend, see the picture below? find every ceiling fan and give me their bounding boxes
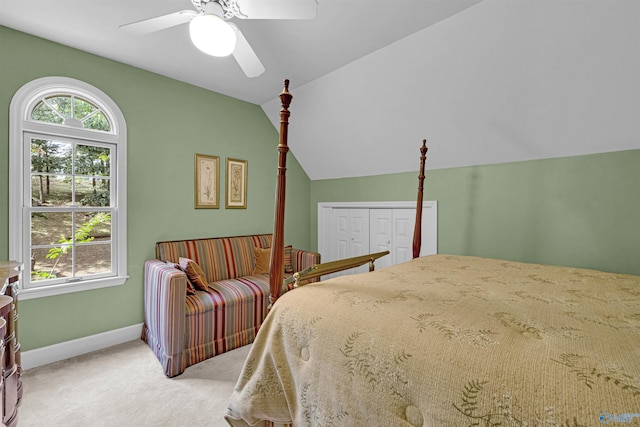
[119,0,318,78]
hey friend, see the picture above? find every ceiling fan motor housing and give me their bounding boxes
[192,0,244,20]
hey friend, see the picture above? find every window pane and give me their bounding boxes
[30,246,73,282]
[31,101,63,124]
[82,111,110,132]
[74,212,111,243]
[31,211,72,247]
[46,95,72,119]
[76,243,112,276]
[75,178,110,206]
[75,145,111,176]
[75,98,111,132]
[30,139,72,174]
[73,97,97,119]
[31,175,73,207]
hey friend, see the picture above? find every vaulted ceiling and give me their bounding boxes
[2,0,639,180]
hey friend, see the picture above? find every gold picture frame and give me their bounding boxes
[194,154,220,209]
[226,158,247,209]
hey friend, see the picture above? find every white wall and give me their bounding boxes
[263,0,640,180]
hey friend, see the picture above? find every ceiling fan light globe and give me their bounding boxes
[189,14,237,57]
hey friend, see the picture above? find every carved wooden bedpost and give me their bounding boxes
[412,139,428,259]
[269,79,292,308]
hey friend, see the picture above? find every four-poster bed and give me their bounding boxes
[267,80,390,304]
[225,81,640,427]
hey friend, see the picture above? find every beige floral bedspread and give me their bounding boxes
[225,255,640,426]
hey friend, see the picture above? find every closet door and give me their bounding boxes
[330,209,350,262]
[330,208,369,276]
[348,209,369,259]
[392,209,414,265]
[318,201,438,278]
[369,209,415,267]
[369,209,393,269]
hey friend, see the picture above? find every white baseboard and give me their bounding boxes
[21,323,144,371]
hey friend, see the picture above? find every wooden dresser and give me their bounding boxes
[0,262,22,427]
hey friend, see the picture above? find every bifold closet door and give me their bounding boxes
[369,209,393,269]
[318,201,438,277]
[330,208,369,277]
[391,209,415,265]
[369,208,415,268]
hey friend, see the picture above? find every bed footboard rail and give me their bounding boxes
[284,250,389,289]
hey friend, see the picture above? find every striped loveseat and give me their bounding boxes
[142,233,320,377]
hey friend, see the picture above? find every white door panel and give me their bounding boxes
[393,209,414,265]
[349,208,369,273]
[331,209,349,260]
[370,209,392,269]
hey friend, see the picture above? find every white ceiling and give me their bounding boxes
[2,0,639,180]
[0,0,483,105]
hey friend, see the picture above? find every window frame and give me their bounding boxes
[9,77,128,300]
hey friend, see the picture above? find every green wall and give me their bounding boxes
[311,149,640,276]
[0,26,311,351]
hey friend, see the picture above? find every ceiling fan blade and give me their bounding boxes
[119,10,198,35]
[235,0,318,20]
[231,25,265,78]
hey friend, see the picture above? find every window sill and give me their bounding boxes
[19,275,129,300]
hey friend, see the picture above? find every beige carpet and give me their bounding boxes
[19,340,250,427]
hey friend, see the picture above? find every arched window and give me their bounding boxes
[9,77,127,299]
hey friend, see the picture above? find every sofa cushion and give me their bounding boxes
[183,275,272,362]
[180,257,209,291]
[252,247,271,274]
[156,234,272,281]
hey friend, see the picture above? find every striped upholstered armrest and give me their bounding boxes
[143,259,188,377]
[291,248,321,275]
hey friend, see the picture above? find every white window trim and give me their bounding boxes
[9,77,128,300]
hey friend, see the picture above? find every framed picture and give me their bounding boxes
[226,158,247,209]
[194,154,220,209]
